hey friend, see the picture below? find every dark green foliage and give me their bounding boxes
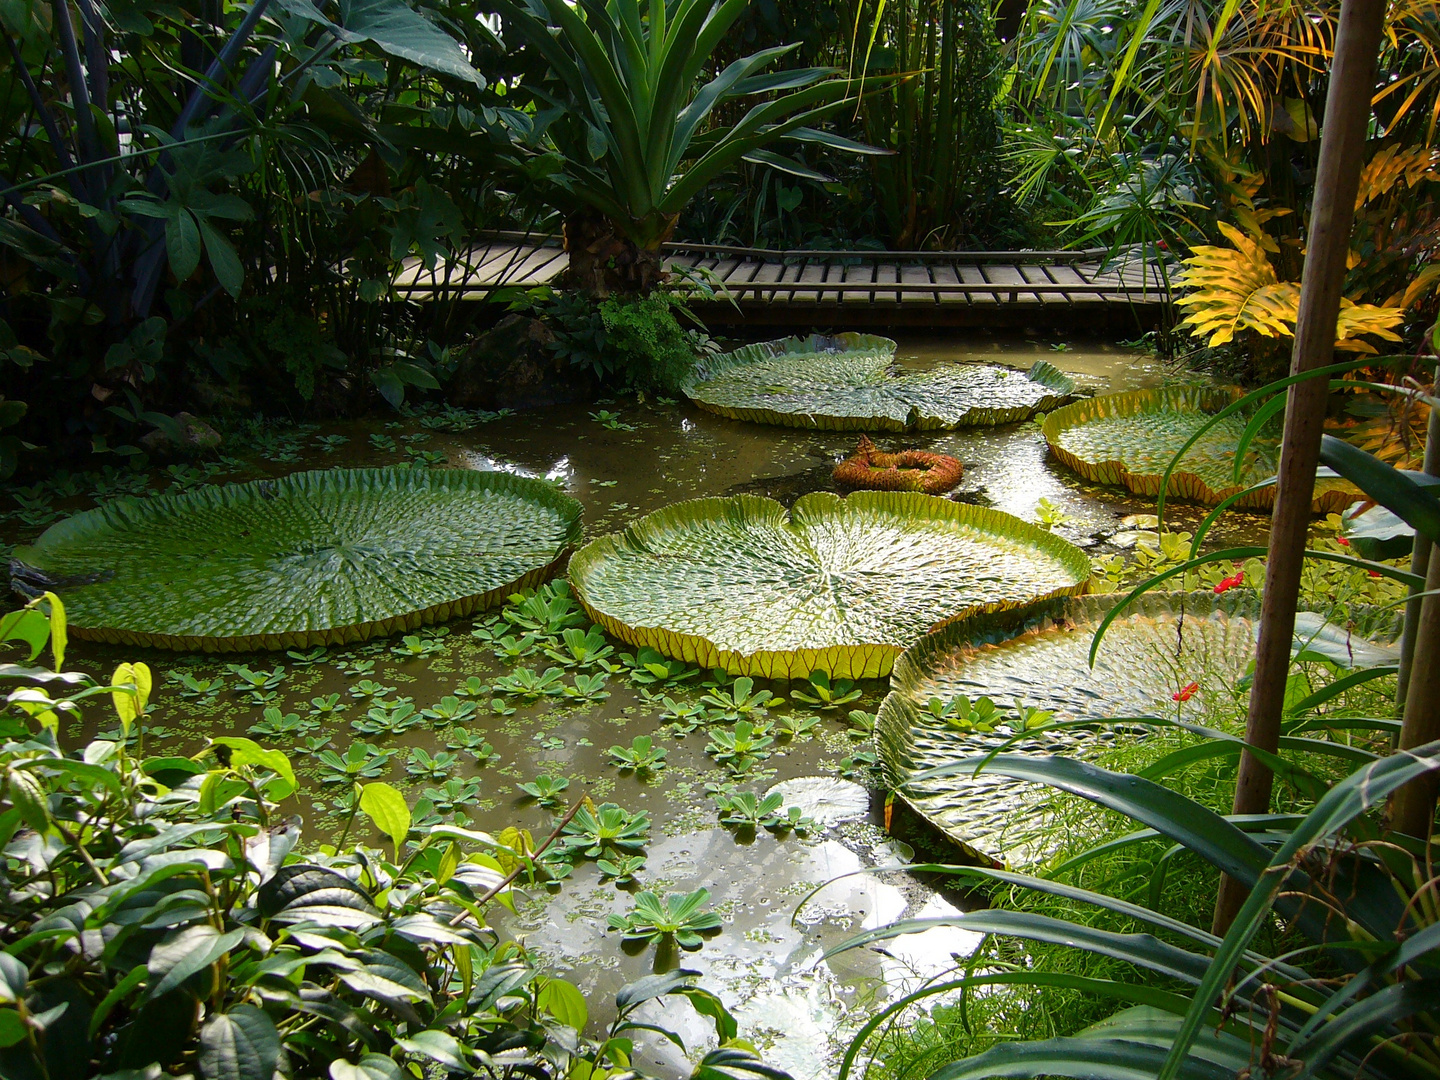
[598,294,703,394]
[510,287,710,394]
[676,0,1024,249]
[0,597,790,1080]
[250,304,349,402]
[857,0,1024,249]
[0,1,493,457]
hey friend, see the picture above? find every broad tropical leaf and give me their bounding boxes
[1174,224,1297,346]
[198,1006,281,1080]
[1319,434,1440,543]
[280,0,485,84]
[10,468,582,651]
[1175,223,1403,352]
[685,334,1076,431]
[568,492,1091,679]
[1340,502,1414,560]
[1042,386,1358,511]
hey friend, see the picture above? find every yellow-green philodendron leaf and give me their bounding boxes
[9,468,583,651]
[1042,386,1358,512]
[568,491,1091,680]
[685,333,1076,431]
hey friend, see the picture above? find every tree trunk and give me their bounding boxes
[1211,0,1386,936]
[563,211,674,297]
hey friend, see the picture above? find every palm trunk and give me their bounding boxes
[563,211,674,297]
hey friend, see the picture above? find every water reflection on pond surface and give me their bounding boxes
[23,333,1267,1077]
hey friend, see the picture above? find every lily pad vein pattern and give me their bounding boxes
[1042,385,1357,511]
[569,491,1091,679]
[685,333,1077,431]
[11,468,583,651]
[878,593,1305,865]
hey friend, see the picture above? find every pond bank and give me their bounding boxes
[2,333,1272,1076]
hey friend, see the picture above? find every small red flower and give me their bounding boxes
[1213,571,1245,594]
[1336,536,1350,546]
[1369,569,1382,578]
[1157,240,1169,250]
[1173,681,1200,703]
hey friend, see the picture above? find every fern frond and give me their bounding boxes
[1177,222,1406,350]
[1354,144,1438,209]
[1333,298,1405,353]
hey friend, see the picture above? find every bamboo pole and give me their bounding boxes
[1211,0,1387,935]
[1393,537,1440,837]
[1392,371,1440,836]
[1394,364,1440,718]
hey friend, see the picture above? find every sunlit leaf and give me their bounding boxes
[359,782,411,855]
[570,492,1091,679]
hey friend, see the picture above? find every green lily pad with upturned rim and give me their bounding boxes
[568,491,1091,680]
[876,592,1400,866]
[10,468,583,651]
[1041,385,1358,512]
[685,333,1076,431]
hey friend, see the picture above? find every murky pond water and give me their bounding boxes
[5,334,1270,1077]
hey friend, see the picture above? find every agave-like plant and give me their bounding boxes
[832,744,1440,1080]
[490,0,887,293]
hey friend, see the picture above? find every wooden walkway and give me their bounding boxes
[395,234,1171,329]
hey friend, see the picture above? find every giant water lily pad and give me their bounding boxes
[10,468,583,651]
[1042,386,1357,511]
[685,333,1077,431]
[878,593,1401,864]
[568,491,1091,679]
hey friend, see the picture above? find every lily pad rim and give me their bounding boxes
[567,489,1093,679]
[1040,384,1358,512]
[12,466,585,653]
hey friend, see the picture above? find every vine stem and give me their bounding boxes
[453,794,589,924]
[1212,0,1386,935]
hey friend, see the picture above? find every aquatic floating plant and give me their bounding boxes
[8,468,583,651]
[568,492,1091,679]
[684,333,1076,431]
[876,592,1399,865]
[1041,385,1357,511]
[832,435,964,494]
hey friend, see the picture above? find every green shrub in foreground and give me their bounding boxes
[0,594,786,1080]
